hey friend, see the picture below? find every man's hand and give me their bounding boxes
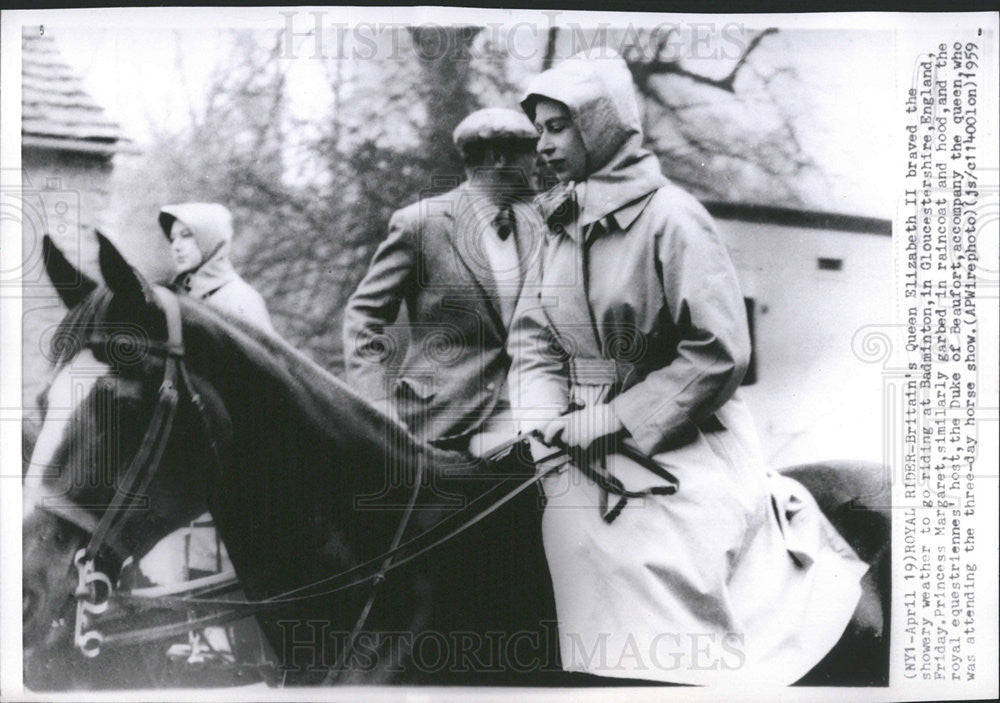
[541,403,625,451]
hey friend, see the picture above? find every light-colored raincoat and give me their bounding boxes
[159,203,274,334]
[509,51,868,685]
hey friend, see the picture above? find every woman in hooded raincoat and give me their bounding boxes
[508,51,869,685]
[159,202,274,333]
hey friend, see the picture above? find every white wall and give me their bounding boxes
[21,149,110,421]
[717,218,893,468]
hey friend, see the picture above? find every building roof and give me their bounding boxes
[21,30,132,156]
[704,201,891,236]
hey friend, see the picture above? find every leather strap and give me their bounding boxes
[28,488,103,537]
[84,287,184,561]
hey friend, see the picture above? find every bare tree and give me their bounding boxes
[408,26,482,179]
[624,27,778,94]
[623,27,829,205]
[537,26,827,206]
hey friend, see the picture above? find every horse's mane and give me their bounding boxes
[50,286,459,474]
[51,287,357,419]
[181,294,397,445]
[213,303,362,417]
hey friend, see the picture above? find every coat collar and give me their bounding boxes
[576,150,666,229]
[608,190,656,231]
[173,247,239,300]
[538,156,663,242]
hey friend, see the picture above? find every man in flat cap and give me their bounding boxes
[344,107,542,453]
[343,109,555,677]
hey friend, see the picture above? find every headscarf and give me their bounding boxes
[158,203,240,301]
[521,50,667,230]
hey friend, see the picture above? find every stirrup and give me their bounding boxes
[166,629,235,666]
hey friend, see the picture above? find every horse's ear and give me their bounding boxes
[96,231,154,305]
[43,235,98,309]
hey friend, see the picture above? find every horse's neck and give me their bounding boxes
[188,321,492,570]
[202,329,448,500]
[189,333,387,581]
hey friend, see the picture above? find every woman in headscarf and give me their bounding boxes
[509,51,869,685]
[159,202,274,333]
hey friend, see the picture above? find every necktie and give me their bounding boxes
[493,202,516,241]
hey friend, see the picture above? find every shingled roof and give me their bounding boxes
[22,30,131,156]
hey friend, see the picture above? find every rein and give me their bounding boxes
[35,288,570,668]
[39,287,676,674]
[100,438,566,649]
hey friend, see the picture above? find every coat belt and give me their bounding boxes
[567,357,619,387]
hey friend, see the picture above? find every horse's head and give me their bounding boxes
[24,232,523,684]
[23,233,217,672]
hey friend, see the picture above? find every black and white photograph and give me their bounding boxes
[1,6,997,701]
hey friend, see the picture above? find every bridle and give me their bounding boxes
[84,287,188,564]
[28,286,212,658]
[28,287,187,561]
[27,286,561,671]
[28,285,678,676]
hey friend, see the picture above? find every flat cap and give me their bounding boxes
[452,107,537,149]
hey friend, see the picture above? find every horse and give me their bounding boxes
[23,232,558,688]
[23,232,889,689]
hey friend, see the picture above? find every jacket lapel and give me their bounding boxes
[503,198,547,328]
[443,186,506,331]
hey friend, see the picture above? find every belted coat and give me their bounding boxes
[508,52,868,685]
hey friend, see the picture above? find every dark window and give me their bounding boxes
[817,257,843,271]
[742,297,757,386]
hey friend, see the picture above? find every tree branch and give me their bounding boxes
[628,28,778,94]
